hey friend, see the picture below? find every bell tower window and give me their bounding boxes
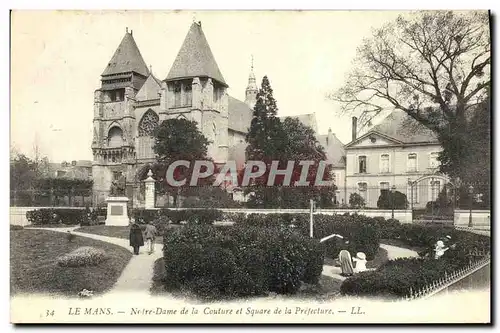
[171,80,192,108]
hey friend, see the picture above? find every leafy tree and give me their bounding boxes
[152,118,216,207]
[377,190,408,209]
[349,193,365,209]
[332,11,490,181]
[10,153,37,205]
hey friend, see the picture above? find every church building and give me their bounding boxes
[92,22,256,206]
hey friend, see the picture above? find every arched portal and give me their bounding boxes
[107,126,123,147]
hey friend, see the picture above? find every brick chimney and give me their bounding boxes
[352,116,357,142]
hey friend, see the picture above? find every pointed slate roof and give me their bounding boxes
[102,30,149,77]
[166,22,227,86]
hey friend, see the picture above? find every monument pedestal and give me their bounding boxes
[105,197,130,226]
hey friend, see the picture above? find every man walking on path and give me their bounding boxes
[144,221,157,255]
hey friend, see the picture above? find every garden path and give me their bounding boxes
[321,243,419,281]
[25,226,162,294]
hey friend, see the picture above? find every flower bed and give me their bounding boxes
[162,224,324,300]
[57,246,109,267]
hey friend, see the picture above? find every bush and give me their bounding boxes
[162,224,324,299]
[132,209,159,223]
[26,208,86,225]
[57,246,108,267]
[377,190,408,209]
[10,225,24,231]
[349,193,365,208]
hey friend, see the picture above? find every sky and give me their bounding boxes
[10,10,404,162]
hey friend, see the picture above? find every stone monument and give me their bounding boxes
[144,169,156,209]
[105,172,130,226]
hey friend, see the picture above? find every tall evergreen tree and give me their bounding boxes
[244,76,335,208]
[245,76,286,207]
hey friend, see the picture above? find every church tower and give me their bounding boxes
[245,56,258,109]
[160,21,229,164]
[92,28,149,204]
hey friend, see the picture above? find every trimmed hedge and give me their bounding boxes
[162,224,324,300]
[234,213,381,261]
[26,208,86,225]
[132,208,223,225]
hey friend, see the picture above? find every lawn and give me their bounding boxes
[10,229,132,298]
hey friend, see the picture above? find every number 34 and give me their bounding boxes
[45,310,55,317]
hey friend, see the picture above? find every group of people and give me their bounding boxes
[329,235,368,277]
[129,221,157,255]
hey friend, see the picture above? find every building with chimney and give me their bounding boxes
[344,110,447,209]
[91,22,346,206]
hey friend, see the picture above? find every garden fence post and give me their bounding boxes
[309,199,314,238]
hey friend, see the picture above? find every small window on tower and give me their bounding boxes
[184,83,192,107]
[173,82,182,107]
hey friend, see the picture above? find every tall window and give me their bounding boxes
[407,153,417,172]
[429,152,440,168]
[212,123,217,142]
[172,81,192,108]
[358,182,368,200]
[380,154,390,173]
[358,156,367,173]
[184,83,192,107]
[138,110,159,137]
[213,87,222,103]
[173,82,182,107]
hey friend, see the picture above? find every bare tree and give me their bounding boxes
[331,11,490,134]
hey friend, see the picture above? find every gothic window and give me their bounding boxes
[107,126,123,147]
[173,82,182,107]
[138,110,159,137]
[184,83,192,107]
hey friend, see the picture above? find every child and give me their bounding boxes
[353,252,367,273]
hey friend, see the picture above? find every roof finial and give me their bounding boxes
[251,54,254,71]
[126,27,128,33]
